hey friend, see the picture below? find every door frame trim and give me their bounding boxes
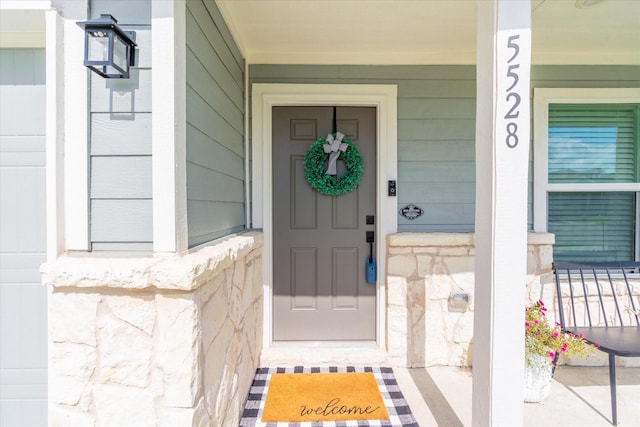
[251,83,398,349]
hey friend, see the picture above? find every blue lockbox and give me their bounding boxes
[366,257,377,284]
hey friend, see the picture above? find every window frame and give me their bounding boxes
[533,88,640,260]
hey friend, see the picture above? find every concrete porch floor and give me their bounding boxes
[395,366,640,426]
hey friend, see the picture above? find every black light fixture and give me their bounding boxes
[77,14,137,79]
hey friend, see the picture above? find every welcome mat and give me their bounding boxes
[262,372,389,422]
[240,367,420,427]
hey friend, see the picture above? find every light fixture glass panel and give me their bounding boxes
[87,32,109,62]
[103,65,119,76]
[113,36,128,71]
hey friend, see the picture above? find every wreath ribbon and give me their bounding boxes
[323,132,348,175]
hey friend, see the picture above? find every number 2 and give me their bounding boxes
[505,93,521,119]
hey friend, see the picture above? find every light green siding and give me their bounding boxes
[87,0,246,250]
[89,0,152,251]
[250,65,477,231]
[250,64,640,231]
[186,0,245,247]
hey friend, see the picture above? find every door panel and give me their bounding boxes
[291,247,318,309]
[291,156,317,229]
[273,106,376,341]
[332,247,359,310]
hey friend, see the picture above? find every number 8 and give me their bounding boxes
[506,122,518,148]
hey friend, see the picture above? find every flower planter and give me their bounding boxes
[524,300,596,403]
[524,353,553,403]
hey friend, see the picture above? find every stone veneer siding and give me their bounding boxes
[386,232,554,368]
[41,232,263,426]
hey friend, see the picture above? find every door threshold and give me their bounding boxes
[261,342,390,367]
[270,340,379,349]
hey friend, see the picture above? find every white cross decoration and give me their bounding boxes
[323,132,348,176]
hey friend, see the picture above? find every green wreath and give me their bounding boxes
[303,133,364,196]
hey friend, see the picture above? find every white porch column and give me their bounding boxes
[473,0,532,426]
[61,2,90,251]
[45,8,65,260]
[152,0,188,254]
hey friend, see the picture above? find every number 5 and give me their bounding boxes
[506,64,520,92]
[507,34,520,63]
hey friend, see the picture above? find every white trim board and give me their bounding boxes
[251,83,398,350]
[0,1,51,9]
[45,9,64,260]
[62,9,90,251]
[152,0,188,254]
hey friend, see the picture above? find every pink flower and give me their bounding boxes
[555,322,561,327]
[560,343,568,353]
[548,351,555,359]
[525,322,531,328]
[552,331,559,338]
[595,342,600,348]
[538,300,545,306]
[534,319,539,324]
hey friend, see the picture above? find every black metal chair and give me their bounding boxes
[553,262,640,426]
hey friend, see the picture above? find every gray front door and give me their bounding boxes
[272,106,376,341]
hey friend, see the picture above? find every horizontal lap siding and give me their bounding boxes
[186,0,245,247]
[89,1,152,251]
[250,65,477,231]
[250,65,640,232]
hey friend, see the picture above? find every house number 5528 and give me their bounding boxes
[504,34,521,148]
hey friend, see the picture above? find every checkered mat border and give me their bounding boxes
[240,367,419,427]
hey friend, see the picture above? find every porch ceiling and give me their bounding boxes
[215,0,640,65]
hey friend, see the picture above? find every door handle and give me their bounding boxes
[366,231,376,284]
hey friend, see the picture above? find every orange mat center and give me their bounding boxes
[261,372,390,422]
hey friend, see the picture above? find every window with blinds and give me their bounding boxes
[549,192,636,261]
[547,103,639,262]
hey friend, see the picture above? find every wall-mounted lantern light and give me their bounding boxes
[77,14,137,79]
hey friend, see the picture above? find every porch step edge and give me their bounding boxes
[260,346,396,367]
